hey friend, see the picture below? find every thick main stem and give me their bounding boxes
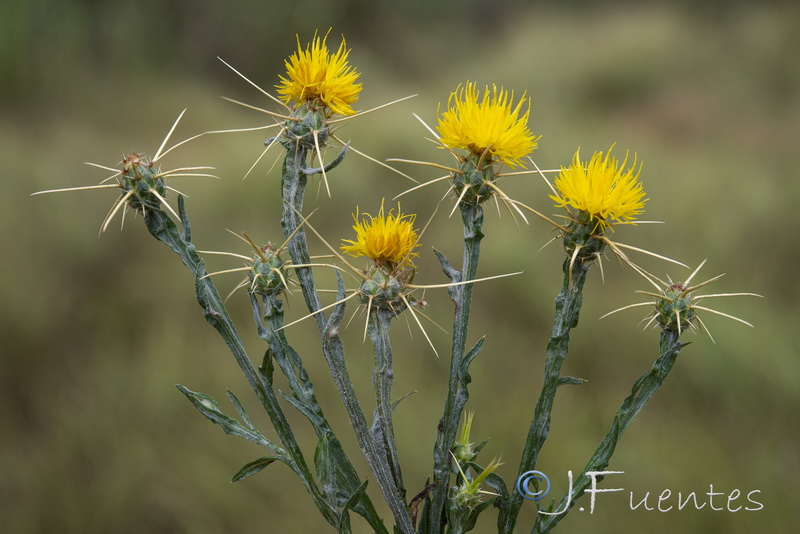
[532,329,684,533]
[280,144,414,534]
[368,306,406,495]
[280,144,327,332]
[428,203,484,532]
[499,258,590,533]
[254,294,388,534]
[322,283,415,534]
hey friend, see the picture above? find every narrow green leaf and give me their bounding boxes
[280,390,319,424]
[178,384,221,413]
[259,347,275,385]
[314,434,335,498]
[231,456,280,482]
[484,472,510,505]
[226,389,254,431]
[461,337,485,385]
[558,376,587,386]
[391,390,416,412]
[177,385,278,451]
[178,194,191,242]
[337,478,370,534]
[432,248,461,283]
[472,438,489,456]
[462,497,495,532]
[303,143,349,175]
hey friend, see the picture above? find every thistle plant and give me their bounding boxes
[35,31,760,534]
[406,82,540,533]
[499,146,664,531]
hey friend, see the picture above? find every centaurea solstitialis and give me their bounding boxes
[283,198,520,534]
[391,81,541,531]
[531,261,760,533]
[35,107,390,531]
[34,28,763,534]
[265,32,419,533]
[501,145,684,531]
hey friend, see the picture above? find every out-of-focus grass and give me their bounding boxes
[2,3,798,533]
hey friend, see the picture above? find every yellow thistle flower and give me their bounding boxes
[341,200,419,268]
[552,146,647,228]
[437,82,538,168]
[276,31,362,116]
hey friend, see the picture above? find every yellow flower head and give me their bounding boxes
[341,200,420,268]
[552,146,647,228]
[276,31,362,116]
[437,82,538,168]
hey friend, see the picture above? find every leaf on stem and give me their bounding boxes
[231,457,281,482]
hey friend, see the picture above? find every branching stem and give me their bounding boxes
[427,203,485,532]
[532,329,685,533]
[500,258,590,532]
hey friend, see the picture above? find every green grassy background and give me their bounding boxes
[2,1,798,532]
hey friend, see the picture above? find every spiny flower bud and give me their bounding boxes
[602,260,761,340]
[654,283,697,333]
[119,153,168,214]
[249,244,290,297]
[451,411,488,465]
[358,265,414,311]
[450,155,499,206]
[561,209,608,263]
[280,103,329,151]
[32,110,213,234]
[450,456,502,510]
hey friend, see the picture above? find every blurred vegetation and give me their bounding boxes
[2,1,798,533]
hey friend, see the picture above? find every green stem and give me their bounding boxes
[499,258,590,533]
[367,306,406,495]
[280,144,326,331]
[143,201,339,528]
[253,293,388,534]
[532,329,685,533]
[279,144,414,534]
[323,277,415,534]
[427,203,485,532]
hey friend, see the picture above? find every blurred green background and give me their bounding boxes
[2,0,798,532]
